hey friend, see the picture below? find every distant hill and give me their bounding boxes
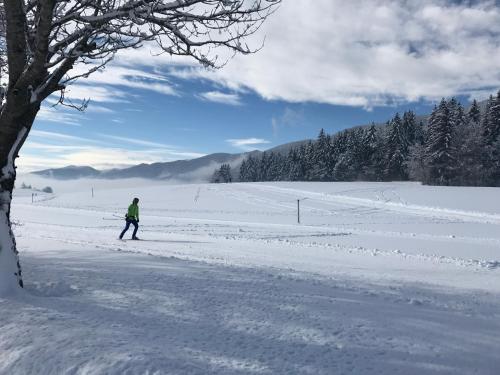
[33,165,101,180]
[103,152,261,180]
[32,152,259,181]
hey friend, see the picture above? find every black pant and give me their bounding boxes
[120,218,138,239]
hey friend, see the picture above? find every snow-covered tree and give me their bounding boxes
[239,159,248,181]
[385,113,409,180]
[241,155,260,182]
[402,111,417,146]
[0,0,280,294]
[287,148,303,181]
[468,99,481,125]
[481,91,500,184]
[482,92,500,145]
[407,142,428,182]
[309,129,330,181]
[212,163,232,183]
[425,100,454,185]
[451,113,484,185]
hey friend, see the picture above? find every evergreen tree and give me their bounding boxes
[258,152,270,181]
[331,131,348,180]
[385,113,408,180]
[480,92,500,185]
[287,148,303,181]
[408,143,428,182]
[481,95,494,142]
[313,129,331,180]
[483,92,500,145]
[222,164,232,183]
[359,124,378,179]
[211,164,232,183]
[303,142,316,180]
[334,153,350,181]
[402,111,417,146]
[239,159,248,181]
[266,152,282,181]
[450,100,466,129]
[468,99,481,125]
[447,98,460,125]
[451,112,484,186]
[243,155,259,182]
[425,99,454,185]
[415,121,425,146]
[347,128,365,180]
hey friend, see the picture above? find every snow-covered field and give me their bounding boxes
[2,177,500,374]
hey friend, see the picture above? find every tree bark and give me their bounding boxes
[0,106,39,295]
[0,169,24,294]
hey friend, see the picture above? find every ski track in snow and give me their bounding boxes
[238,184,500,225]
[2,181,500,374]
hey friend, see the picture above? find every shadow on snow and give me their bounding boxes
[1,250,499,375]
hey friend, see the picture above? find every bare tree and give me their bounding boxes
[0,0,280,294]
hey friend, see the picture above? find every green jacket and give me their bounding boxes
[127,203,139,221]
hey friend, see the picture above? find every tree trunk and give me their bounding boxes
[0,165,24,294]
[0,106,38,296]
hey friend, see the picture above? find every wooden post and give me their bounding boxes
[297,199,300,224]
[92,187,94,198]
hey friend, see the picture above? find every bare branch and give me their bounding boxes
[52,87,89,111]
[0,0,280,109]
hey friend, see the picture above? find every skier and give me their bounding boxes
[119,197,140,240]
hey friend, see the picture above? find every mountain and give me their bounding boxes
[31,139,312,181]
[102,152,260,180]
[33,165,101,180]
[32,152,259,181]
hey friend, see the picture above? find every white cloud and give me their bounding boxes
[18,145,206,172]
[162,0,500,107]
[168,151,207,159]
[64,65,178,105]
[97,134,175,148]
[18,147,159,171]
[198,91,242,105]
[19,132,207,172]
[61,85,130,104]
[30,130,110,146]
[226,138,271,151]
[86,105,116,114]
[30,130,87,142]
[96,134,207,158]
[36,106,84,126]
[32,1,500,111]
[23,141,90,152]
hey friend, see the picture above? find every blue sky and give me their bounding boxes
[19,0,500,171]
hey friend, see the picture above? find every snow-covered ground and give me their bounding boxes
[2,177,500,374]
